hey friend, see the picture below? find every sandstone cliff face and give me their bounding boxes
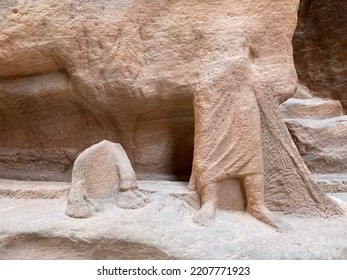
[293,0,347,109]
[0,0,198,180]
[0,0,297,182]
[286,116,347,174]
[1,1,344,217]
[280,85,347,192]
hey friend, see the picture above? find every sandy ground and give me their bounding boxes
[0,180,347,260]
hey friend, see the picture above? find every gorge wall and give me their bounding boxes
[293,0,347,110]
[0,0,345,183]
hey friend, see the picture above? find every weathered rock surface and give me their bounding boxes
[285,116,347,174]
[0,0,344,223]
[1,0,347,260]
[281,98,344,120]
[314,174,347,193]
[293,0,347,109]
[281,85,347,192]
[0,181,347,259]
[0,178,199,205]
[0,0,197,182]
[0,233,175,260]
[0,178,69,199]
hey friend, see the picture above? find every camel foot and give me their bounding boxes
[117,190,149,209]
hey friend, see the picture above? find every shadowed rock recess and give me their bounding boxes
[0,0,346,260]
[293,0,347,109]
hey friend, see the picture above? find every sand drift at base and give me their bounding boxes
[0,179,347,260]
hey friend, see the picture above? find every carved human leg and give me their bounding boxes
[192,180,218,226]
[192,57,278,227]
[244,174,279,229]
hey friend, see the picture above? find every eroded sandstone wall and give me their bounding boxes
[0,0,301,182]
[293,0,347,109]
[1,1,344,217]
[0,0,195,181]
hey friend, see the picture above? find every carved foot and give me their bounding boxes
[117,189,149,209]
[192,201,216,227]
[246,206,291,232]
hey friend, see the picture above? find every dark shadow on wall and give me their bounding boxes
[293,0,347,110]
